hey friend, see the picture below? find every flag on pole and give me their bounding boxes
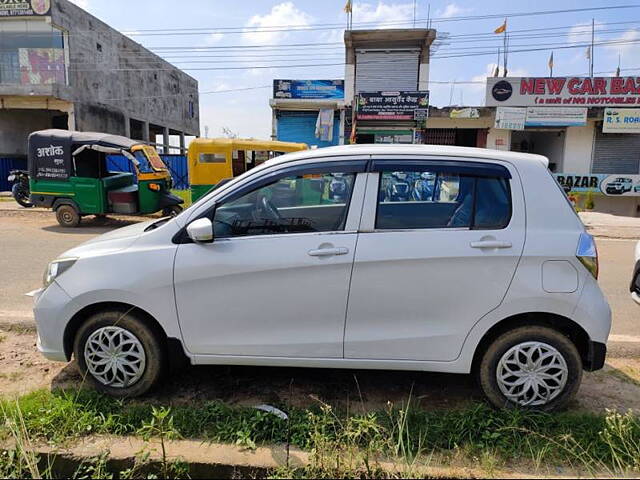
[548,52,554,76]
[343,0,352,13]
[493,64,500,77]
[494,19,507,34]
[585,46,591,60]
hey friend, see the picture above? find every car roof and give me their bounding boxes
[264,144,549,168]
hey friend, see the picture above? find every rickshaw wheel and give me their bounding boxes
[162,205,183,217]
[55,204,81,228]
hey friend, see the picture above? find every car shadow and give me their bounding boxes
[42,216,141,234]
[51,362,481,411]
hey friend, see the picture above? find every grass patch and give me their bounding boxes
[1,389,639,477]
[171,189,192,208]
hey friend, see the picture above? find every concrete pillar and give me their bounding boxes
[162,127,170,154]
[179,132,186,154]
[142,121,150,143]
[271,109,277,141]
[124,116,131,139]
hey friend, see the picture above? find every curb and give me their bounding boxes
[22,436,582,479]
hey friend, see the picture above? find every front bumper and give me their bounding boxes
[33,281,72,362]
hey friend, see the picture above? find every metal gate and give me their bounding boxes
[276,111,340,147]
[424,129,457,145]
[592,130,640,174]
[355,50,419,93]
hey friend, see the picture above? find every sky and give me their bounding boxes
[70,0,640,139]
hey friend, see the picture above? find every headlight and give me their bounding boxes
[43,258,78,288]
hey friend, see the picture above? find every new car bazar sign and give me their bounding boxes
[487,77,640,107]
[554,173,640,196]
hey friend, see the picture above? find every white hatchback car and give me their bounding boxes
[33,145,611,410]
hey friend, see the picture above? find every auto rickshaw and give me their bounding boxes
[187,138,308,202]
[28,129,184,227]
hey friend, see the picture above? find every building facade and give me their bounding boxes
[0,0,199,159]
[270,79,345,147]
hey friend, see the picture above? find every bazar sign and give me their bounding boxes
[357,91,429,120]
[273,79,344,100]
[486,77,640,107]
[0,0,50,16]
[554,173,640,196]
[603,108,640,133]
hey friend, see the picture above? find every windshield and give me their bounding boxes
[134,151,154,174]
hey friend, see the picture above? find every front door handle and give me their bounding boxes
[470,240,512,249]
[308,247,349,257]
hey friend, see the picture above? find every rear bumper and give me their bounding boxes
[584,340,607,372]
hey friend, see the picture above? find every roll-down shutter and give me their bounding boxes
[356,50,419,93]
[592,130,640,174]
[276,111,340,147]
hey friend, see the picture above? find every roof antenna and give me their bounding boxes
[413,0,417,28]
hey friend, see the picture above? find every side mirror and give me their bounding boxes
[186,217,214,243]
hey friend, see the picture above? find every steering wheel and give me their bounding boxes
[256,193,282,221]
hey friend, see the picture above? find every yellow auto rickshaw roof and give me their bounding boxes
[189,138,308,153]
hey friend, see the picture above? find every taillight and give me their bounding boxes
[577,232,598,279]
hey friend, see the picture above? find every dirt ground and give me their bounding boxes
[1,202,640,413]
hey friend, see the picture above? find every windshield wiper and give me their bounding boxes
[144,216,171,232]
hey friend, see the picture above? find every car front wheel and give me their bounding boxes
[74,310,165,397]
[478,326,582,411]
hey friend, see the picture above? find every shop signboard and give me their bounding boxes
[524,107,587,127]
[450,107,480,119]
[486,77,640,107]
[273,79,344,100]
[0,0,51,17]
[495,107,526,130]
[357,91,429,120]
[603,108,640,133]
[554,173,640,196]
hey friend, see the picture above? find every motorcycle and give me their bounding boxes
[7,170,33,208]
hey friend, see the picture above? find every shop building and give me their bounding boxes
[270,79,345,147]
[344,29,435,144]
[0,0,199,160]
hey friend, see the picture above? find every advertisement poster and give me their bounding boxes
[450,107,480,119]
[357,91,429,120]
[603,108,640,133]
[554,173,640,196]
[273,80,344,100]
[487,77,640,107]
[0,0,50,17]
[19,48,65,85]
[525,107,587,127]
[494,107,526,130]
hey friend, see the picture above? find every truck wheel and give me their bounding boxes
[477,326,582,412]
[55,204,81,227]
[74,310,166,398]
[162,205,183,217]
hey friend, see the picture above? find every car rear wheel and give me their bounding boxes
[478,326,582,411]
[74,310,165,397]
[55,204,81,227]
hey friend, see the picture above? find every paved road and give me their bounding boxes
[0,205,638,355]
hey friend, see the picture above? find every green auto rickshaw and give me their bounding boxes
[28,129,183,227]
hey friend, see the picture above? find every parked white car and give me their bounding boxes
[630,241,640,305]
[32,145,611,411]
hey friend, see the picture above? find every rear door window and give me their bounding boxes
[374,162,512,230]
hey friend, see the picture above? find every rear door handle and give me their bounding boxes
[308,247,349,257]
[470,240,512,249]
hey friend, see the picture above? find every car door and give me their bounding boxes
[344,157,525,362]
[174,160,367,358]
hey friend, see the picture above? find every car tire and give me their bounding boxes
[162,205,183,217]
[477,326,582,412]
[74,310,166,398]
[55,204,81,227]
